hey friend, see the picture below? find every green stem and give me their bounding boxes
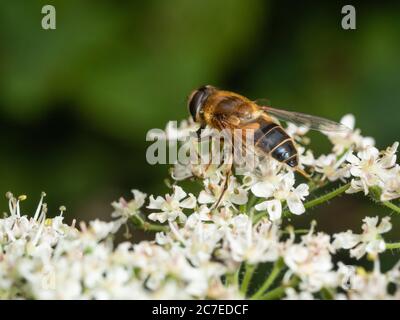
[321,287,334,300]
[131,214,145,225]
[259,277,300,300]
[234,265,241,288]
[282,229,310,235]
[368,187,400,215]
[224,273,235,286]
[251,258,284,299]
[142,222,169,232]
[259,286,285,300]
[304,183,351,210]
[253,211,267,224]
[240,263,256,295]
[130,215,168,232]
[247,195,258,211]
[386,242,400,250]
[381,201,400,215]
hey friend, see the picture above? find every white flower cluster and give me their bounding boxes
[0,193,236,299]
[0,114,399,300]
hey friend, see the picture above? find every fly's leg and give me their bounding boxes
[296,167,311,180]
[211,150,233,210]
[197,127,219,174]
[295,167,325,188]
[187,125,208,179]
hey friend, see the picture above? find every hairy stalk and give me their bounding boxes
[304,183,351,210]
[368,186,400,215]
[240,263,256,295]
[251,258,284,299]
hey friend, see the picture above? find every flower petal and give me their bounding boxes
[172,186,187,202]
[131,189,147,208]
[230,188,248,205]
[287,194,305,215]
[251,181,274,198]
[295,183,309,199]
[147,195,165,209]
[377,217,392,234]
[180,194,197,209]
[265,199,282,221]
[340,114,355,130]
[198,191,215,204]
[255,201,268,211]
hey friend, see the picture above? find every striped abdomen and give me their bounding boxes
[254,120,298,167]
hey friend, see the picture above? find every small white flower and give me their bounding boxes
[336,262,356,290]
[285,122,310,138]
[221,216,280,264]
[256,199,282,221]
[88,220,115,240]
[254,171,309,219]
[342,261,396,299]
[326,114,375,155]
[332,230,360,250]
[111,189,146,227]
[333,216,391,259]
[298,147,315,167]
[198,176,248,208]
[283,231,337,292]
[147,186,196,223]
[314,153,351,182]
[346,147,384,194]
[243,159,282,192]
[182,219,223,266]
[381,166,400,201]
[346,143,400,200]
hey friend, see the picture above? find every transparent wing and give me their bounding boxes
[260,106,350,133]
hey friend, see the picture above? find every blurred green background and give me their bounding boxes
[0,0,399,258]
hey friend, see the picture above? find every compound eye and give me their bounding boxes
[188,86,208,121]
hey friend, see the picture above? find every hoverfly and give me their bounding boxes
[188,85,349,178]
